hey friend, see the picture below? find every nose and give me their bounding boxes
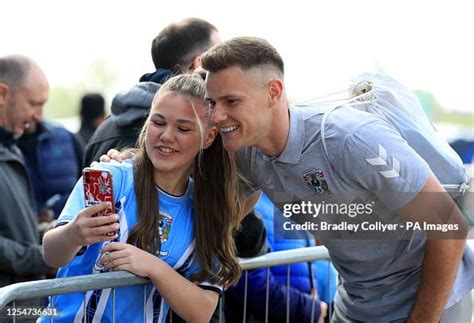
[31,106,44,123]
[211,103,227,124]
[160,126,175,142]
[31,112,42,123]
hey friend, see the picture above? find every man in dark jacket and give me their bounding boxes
[18,115,83,219]
[83,17,220,166]
[0,55,51,291]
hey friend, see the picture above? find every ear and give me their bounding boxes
[267,79,284,105]
[203,126,218,149]
[189,56,202,72]
[0,83,9,106]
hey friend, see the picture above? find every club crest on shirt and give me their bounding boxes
[159,212,173,243]
[157,212,173,257]
[303,168,331,194]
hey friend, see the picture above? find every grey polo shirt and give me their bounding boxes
[236,104,474,321]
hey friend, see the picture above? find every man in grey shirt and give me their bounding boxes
[201,37,473,322]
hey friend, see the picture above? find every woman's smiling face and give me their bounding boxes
[145,92,213,177]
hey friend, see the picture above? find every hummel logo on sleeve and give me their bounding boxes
[365,144,400,178]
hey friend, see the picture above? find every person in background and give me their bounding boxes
[0,54,52,309]
[450,139,474,164]
[83,17,220,166]
[18,94,83,220]
[76,92,105,147]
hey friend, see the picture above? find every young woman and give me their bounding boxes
[41,74,244,322]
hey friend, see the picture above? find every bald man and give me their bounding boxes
[0,55,51,292]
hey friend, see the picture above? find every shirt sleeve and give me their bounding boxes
[178,254,224,295]
[327,119,431,211]
[196,281,223,295]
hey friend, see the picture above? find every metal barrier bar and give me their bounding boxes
[0,271,148,309]
[0,246,331,322]
[265,267,270,323]
[328,260,332,319]
[112,288,116,323]
[242,270,248,323]
[286,264,291,323]
[310,287,315,323]
[2,241,472,321]
[236,246,330,322]
[142,284,146,323]
[49,295,54,323]
[83,292,86,323]
[239,246,329,271]
[0,247,329,310]
[219,294,223,323]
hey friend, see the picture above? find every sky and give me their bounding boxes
[1,0,473,116]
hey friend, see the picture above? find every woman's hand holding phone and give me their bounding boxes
[68,203,120,246]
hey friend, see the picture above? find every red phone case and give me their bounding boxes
[82,168,115,217]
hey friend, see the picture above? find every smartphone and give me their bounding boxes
[82,168,115,217]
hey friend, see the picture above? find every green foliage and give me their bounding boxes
[435,112,474,127]
[415,90,473,127]
[44,85,84,119]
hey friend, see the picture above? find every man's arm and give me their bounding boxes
[397,173,468,322]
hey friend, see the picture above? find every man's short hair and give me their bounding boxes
[80,93,105,121]
[0,56,31,90]
[201,36,284,77]
[151,18,218,72]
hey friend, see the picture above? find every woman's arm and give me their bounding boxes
[42,203,119,267]
[100,242,218,323]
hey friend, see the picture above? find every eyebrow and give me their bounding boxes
[31,99,47,105]
[150,112,196,125]
[205,94,240,102]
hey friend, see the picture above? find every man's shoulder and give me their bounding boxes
[89,116,143,145]
[326,106,382,133]
[288,105,379,156]
[43,120,73,136]
[0,144,21,163]
[43,119,66,128]
[84,118,142,166]
[87,116,115,143]
[291,104,379,137]
[319,106,391,153]
[36,121,78,151]
[110,81,159,119]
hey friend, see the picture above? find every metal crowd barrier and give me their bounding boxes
[0,246,330,323]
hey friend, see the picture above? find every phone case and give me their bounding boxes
[82,168,115,217]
